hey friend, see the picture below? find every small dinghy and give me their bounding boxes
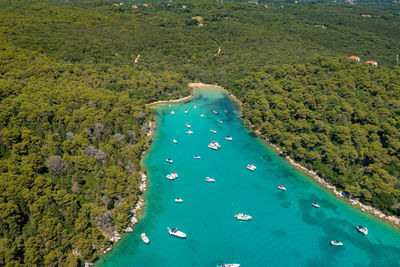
[186,130,193,134]
[193,155,201,159]
[175,198,183,203]
[225,136,232,141]
[170,111,175,115]
[331,240,343,246]
[312,203,320,208]
[246,164,256,171]
[166,158,173,163]
[172,139,178,144]
[277,185,287,191]
[210,129,217,134]
[356,225,368,235]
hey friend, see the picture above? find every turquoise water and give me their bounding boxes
[98,88,400,267]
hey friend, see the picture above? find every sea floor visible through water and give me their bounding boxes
[98,88,400,267]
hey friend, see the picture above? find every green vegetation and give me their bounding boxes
[0,0,399,265]
[236,57,400,215]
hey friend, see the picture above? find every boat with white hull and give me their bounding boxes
[356,225,368,235]
[246,164,256,171]
[167,227,187,238]
[234,213,252,221]
[205,177,215,183]
[141,233,150,244]
[166,172,178,180]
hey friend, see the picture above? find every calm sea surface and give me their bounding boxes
[98,88,400,267]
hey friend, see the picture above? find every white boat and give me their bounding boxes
[185,123,191,128]
[172,139,178,144]
[213,110,218,114]
[175,198,183,203]
[218,120,223,124]
[167,227,187,238]
[200,114,205,118]
[186,130,193,134]
[277,185,287,191]
[208,141,221,150]
[210,129,217,134]
[170,111,175,115]
[356,225,368,235]
[225,136,232,141]
[312,203,320,208]
[185,110,188,114]
[224,109,228,113]
[193,155,201,159]
[166,158,173,163]
[141,233,150,244]
[234,213,252,221]
[331,240,343,246]
[194,105,197,109]
[166,172,178,180]
[205,177,215,183]
[219,264,240,267]
[246,164,256,171]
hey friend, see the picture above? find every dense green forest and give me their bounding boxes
[235,57,400,215]
[0,0,399,265]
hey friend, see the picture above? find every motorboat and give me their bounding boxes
[208,143,218,150]
[277,185,287,191]
[205,177,215,183]
[356,225,368,235]
[218,120,223,124]
[225,136,232,141]
[213,110,218,114]
[312,203,320,208]
[175,198,183,203]
[193,155,201,159]
[210,129,217,134]
[172,139,178,144]
[166,158,173,163]
[170,111,175,115]
[200,114,205,118]
[246,164,256,171]
[185,123,191,128]
[166,172,178,180]
[194,105,197,109]
[234,213,252,221]
[167,227,187,238]
[224,109,228,113]
[141,233,150,244]
[331,240,343,246]
[185,110,188,114]
[186,130,193,134]
[219,264,240,267]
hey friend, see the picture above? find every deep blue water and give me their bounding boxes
[98,88,400,267]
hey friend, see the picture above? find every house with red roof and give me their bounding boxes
[366,61,378,66]
[348,56,360,62]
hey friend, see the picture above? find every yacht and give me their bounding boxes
[246,164,256,171]
[277,185,287,191]
[200,114,205,118]
[219,264,240,267]
[225,136,233,141]
[218,120,223,124]
[166,158,173,163]
[205,177,216,183]
[213,110,218,114]
[185,123,191,128]
[172,139,178,144]
[186,130,193,134]
[141,233,150,244]
[167,227,187,238]
[331,240,343,246]
[170,111,175,115]
[208,143,218,150]
[356,225,368,235]
[193,155,201,159]
[234,213,252,221]
[312,203,320,208]
[185,110,189,114]
[175,198,183,203]
[210,129,217,134]
[166,172,178,180]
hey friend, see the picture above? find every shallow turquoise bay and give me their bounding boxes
[98,88,400,267]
